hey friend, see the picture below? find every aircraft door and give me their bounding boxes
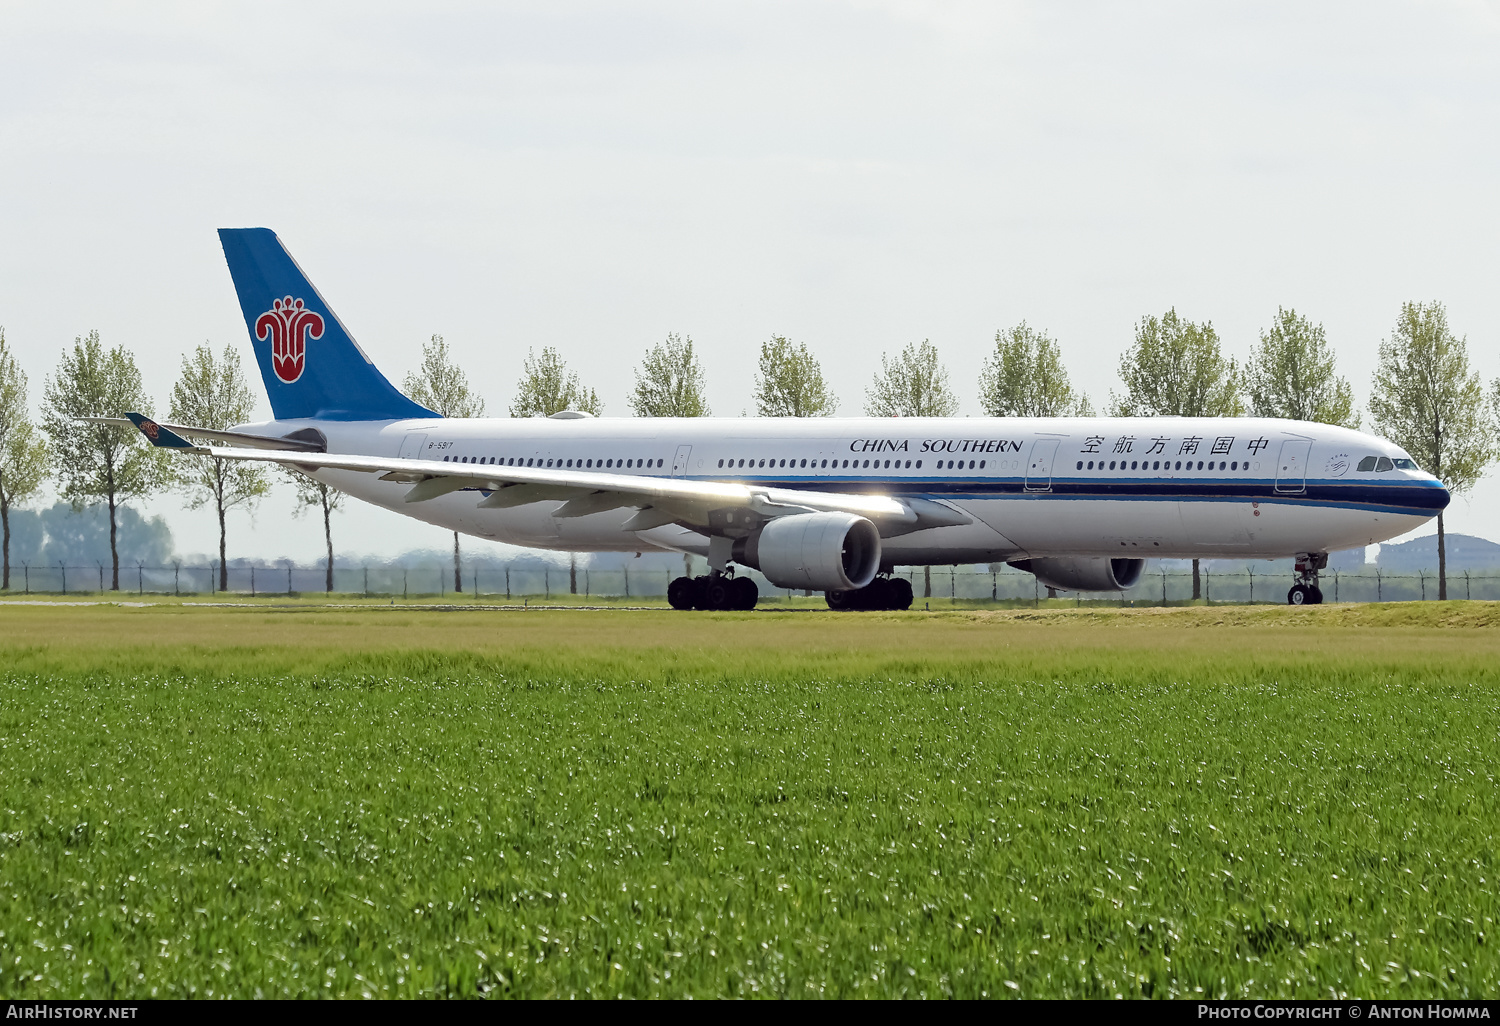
[398,433,428,459]
[1025,439,1060,493]
[1274,439,1312,494]
[671,444,693,477]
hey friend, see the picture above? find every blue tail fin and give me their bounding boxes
[218,228,439,421]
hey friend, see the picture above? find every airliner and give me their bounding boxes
[116,228,1449,609]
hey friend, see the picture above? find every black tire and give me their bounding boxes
[862,578,892,610]
[888,576,914,610]
[703,577,733,611]
[688,576,710,610]
[825,589,851,610]
[733,576,759,610]
[1288,584,1308,606]
[667,576,696,610]
[1309,585,1324,605]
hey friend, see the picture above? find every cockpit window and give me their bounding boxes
[1357,456,1378,472]
[1375,457,1393,472]
[1391,458,1419,470]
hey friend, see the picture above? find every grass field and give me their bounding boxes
[0,601,1496,999]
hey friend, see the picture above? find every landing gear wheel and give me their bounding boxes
[1288,584,1310,605]
[1308,585,1324,605]
[702,576,733,611]
[888,576,914,610]
[826,577,913,611]
[732,576,759,610]
[861,578,892,610]
[667,576,696,610]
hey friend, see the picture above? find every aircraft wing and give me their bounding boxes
[119,413,956,533]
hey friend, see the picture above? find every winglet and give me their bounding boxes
[125,412,198,449]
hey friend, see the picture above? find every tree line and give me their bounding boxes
[0,300,1491,599]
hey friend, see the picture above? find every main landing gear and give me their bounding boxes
[1287,552,1328,606]
[668,573,759,611]
[826,575,914,611]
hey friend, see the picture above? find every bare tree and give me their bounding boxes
[754,336,837,417]
[41,331,167,590]
[0,328,48,590]
[403,334,487,592]
[170,342,269,591]
[631,333,710,417]
[1370,302,1491,600]
[865,340,957,417]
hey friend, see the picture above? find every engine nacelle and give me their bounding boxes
[1008,557,1145,592]
[734,512,882,591]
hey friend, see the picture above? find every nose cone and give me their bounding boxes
[1432,477,1451,511]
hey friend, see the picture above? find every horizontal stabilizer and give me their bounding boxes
[80,415,324,452]
[124,413,199,450]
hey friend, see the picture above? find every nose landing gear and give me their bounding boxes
[1287,552,1327,605]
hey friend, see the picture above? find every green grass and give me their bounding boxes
[0,604,1496,998]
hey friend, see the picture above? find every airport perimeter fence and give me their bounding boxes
[3,562,1497,604]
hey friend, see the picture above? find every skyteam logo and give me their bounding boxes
[256,296,325,384]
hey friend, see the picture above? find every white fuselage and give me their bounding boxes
[251,414,1446,565]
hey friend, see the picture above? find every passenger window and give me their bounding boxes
[915,460,922,469]
[1196,461,1204,470]
[1230,461,1237,470]
[1375,457,1393,472]
[1109,460,1116,470]
[1129,460,1137,470]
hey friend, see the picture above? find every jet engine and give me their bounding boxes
[1008,557,1145,592]
[733,512,882,591]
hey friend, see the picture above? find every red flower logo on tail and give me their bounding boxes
[256,296,325,384]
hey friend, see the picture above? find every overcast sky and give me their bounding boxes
[3,1,1498,564]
